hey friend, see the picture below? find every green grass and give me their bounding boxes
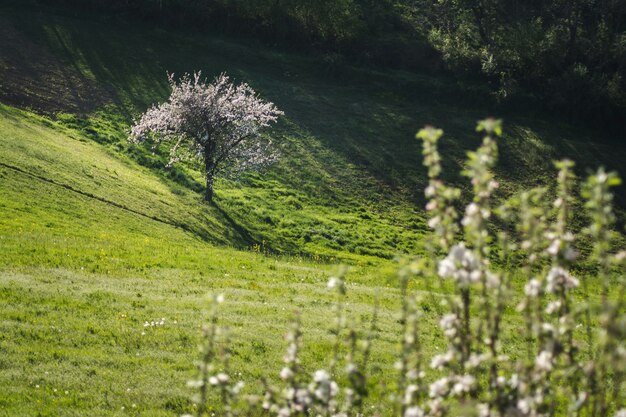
[0,98,521,417]
[0,3,623,416]
[0,104,401,415]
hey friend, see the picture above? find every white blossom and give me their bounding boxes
[547,238,561,256]
[313,369,330,383]
[438,313,459,339]
[485,271,500,288]
[524,279,541,297]
[535,350,553,372]
[466,353,487,368]
[517,397,532,414]
[280,367,294,380]
[546,266,579,293]
[232,381,244,394]
[404,406,425,417]
[429,377,450,398]
[404,384,419,404]
[430,350,455,370]
[477,403,490,417]
[451,374,475,395]
[545,300,562,315]
[428,216,441,229]
[327,277,339,289]
[438,243,481,286]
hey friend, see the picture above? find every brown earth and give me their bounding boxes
[0,17,111,115]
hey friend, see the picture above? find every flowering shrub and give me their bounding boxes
[184,120,625,416]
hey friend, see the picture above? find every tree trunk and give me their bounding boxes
[205,172,214,203]
[204,143,216,203]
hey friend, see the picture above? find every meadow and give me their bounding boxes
[0,3,624,416]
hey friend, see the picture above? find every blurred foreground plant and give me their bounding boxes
[184,120,625,417]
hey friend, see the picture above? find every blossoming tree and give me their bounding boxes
[130,72,283,202]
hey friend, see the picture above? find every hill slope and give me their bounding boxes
[0,4,624,416]
[0,102,423,415]
[1,3,624,263]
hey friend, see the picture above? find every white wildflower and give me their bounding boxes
[545,300,562,315]
[313,369,330,383]
[430,350,455,370]
[438,243,481,286]
[429,377,449,398]
[524,279,541,297]
[451,374,475,395]
[546,266,579,293]
[535,350,553,372]
[404,406,425,417]
[280,367,294,380]
[517,397,532,414]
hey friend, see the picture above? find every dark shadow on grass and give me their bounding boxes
[211,199,257,248]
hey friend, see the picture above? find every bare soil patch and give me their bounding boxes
[0,18,111,115]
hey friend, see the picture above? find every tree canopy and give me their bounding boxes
[130,72,283,202]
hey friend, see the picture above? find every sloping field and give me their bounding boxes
[0,3,623,416]
[0,105,421,415]
[1,4,623,263]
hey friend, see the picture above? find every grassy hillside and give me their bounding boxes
[1,3,624,261]
[0,3,624,416]
[0,103,533,416]
[0,103,409,415]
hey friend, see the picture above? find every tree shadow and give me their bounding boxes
[211,199,257,248]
